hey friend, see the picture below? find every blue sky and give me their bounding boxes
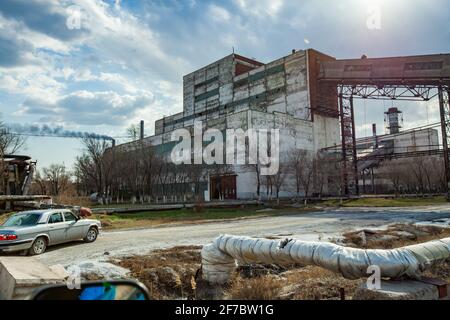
[0,0,449,170]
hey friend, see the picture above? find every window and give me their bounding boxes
[64,212,77,222]
[48,213,63,224]
[3,213,41,227]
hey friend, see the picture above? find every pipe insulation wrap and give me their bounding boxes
[201,235,450,284]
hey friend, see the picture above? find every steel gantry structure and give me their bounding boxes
[439,85,450,198]
[312,52,450,198]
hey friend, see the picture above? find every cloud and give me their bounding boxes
[233,0,284,19]
[0,0,88,41]
[208,4,231,23]
[0,28,34,67]
[18,90,155,126]
[74,0,190,82]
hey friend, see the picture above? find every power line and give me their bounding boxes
[10,132,118,140]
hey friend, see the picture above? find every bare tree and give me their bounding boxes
[383,159,406,196]
[33,170,47,195]
[74,137,112,204]
[407,157,429,194]
[0,121,26,156]
[288,149,316,203]
[271,164,287,205]
[42,164,71,196]
[313,152,328,198]
[126,124,141,141]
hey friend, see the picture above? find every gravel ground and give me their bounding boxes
[35,204,450,277]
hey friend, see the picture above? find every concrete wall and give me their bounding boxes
[116,50,341,200]
[156,50,311,135]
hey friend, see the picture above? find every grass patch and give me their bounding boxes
[321,196,447,208]
[96,207,309,230]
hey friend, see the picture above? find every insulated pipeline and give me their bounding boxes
[201,235,450,284]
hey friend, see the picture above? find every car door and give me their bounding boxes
[63,211,85,240]
[47,212,67,245]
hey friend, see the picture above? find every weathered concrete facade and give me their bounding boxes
[115,49,341,200]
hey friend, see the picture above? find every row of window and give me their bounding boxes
[48,211,77,224]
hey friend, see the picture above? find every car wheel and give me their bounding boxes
[29,237,47,256]
[84,227,98,243]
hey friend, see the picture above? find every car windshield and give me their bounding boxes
[3,213,41,227]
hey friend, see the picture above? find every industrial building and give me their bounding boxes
[115,49,341,200]
[113,49,450,200]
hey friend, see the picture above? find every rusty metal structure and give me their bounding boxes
[310,52,450,197]
[1,154,37,210]
[1,155,36,209]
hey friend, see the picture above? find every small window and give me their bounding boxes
[48,213,63,224]
[64,212,77,222]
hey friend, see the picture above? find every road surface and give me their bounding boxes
[36,205,450,277]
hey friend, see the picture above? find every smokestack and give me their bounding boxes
[112,139,116,148]
[140,120,144,140]
[372,123,378,148]
[385,107,403,135]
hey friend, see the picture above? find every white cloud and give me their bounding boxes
[72,0,190,81]
[208,4,231,23]
[233,0,284,19]
[0,0,192,132]
[17,89,155,126]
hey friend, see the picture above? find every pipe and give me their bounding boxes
[201,235,450,284]
[140,120,144,140]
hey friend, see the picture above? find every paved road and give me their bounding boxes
[35,204,450,276]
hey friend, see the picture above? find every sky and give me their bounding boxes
[0,0,449,170]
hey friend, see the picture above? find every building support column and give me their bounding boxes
[439,86,450,200]
[339,94,348,196]
[339,92,359,196]
[350,97,359,195]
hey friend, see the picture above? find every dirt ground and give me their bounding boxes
[111,223,450,300]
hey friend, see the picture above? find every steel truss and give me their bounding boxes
[338,92,359,196]
[338,84,438,101]
[439,85,450,199]
[335,84,450,198]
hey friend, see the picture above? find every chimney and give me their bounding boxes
[372,124,378,148]
[385,107,403,135]
[112,139,116,148]
[292,49,296,54]
[140,120,144,140]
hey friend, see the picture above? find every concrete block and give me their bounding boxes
[48,264,70,280]
[0,257,67,300]
[353,280,449,300]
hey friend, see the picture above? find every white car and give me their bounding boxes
[0,209,101,255]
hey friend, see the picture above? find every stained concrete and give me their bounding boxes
[354,280,449,300]
[0,257,67,300]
